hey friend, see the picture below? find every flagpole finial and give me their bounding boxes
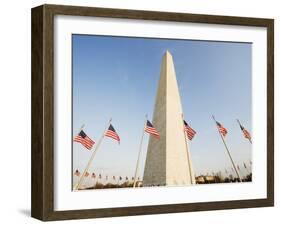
[79,124,85,131]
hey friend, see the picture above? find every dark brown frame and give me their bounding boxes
[31,4,274,221]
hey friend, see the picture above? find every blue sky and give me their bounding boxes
[72,34,252,184]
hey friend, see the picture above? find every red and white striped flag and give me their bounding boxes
[74,130,95,150]
[238,122,251,142]
[215,121,228,137]
[145,120,160,139]
[105,124,120,144]
[183,120,196,140]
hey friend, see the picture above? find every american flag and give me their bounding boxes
[239,123,251,141]
[215,121,228,137]
[183,120,196,140]
[74,130,95,150]
[105,124,120,143]
[74,169,80,177]
[84,171,89,177]
[145,120,160,139]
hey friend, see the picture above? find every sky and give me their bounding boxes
[72,34,252,185]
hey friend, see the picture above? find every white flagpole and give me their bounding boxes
[181,114,195,184]
[244,163,250,175]
[237,165,244,181]
[78,124,85,133]
[133,115,147,188]
[249,160,252,174]
[212,115,242,182]
[74,119,112,190]
[74,124,85,140]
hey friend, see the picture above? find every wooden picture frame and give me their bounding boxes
[31,4,274,221]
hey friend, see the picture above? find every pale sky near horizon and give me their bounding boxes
[72,34,252,185]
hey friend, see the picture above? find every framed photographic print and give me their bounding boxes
[31,4,274,221]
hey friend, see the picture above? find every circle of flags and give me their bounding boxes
[73,116,252,189]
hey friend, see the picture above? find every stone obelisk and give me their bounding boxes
[143,50,195,186]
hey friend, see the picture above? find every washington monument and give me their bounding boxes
[143,50,195,186]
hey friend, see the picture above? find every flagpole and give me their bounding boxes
[181,114,195,184]
[244,163,250,175]
[74,124,85,137]
[78,124,85,133]
[237,165,244,181]
[237,119,252,144]
[74,118,112,190]
[249,160,252,174]
[212,115,242,182]
[133,115,147,188]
